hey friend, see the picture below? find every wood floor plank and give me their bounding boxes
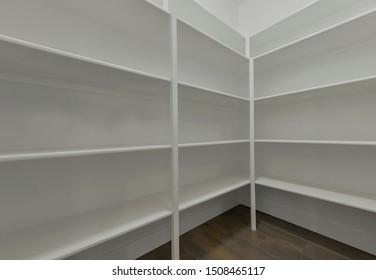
[139,205,376,260]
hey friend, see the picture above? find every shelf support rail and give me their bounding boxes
[170,14,180,260]
[248,40,257,230]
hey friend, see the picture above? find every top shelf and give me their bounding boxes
[170,0,245,55]
[177,19,249,78]
[255,9,376,71]
[0,0,171,80]
[250,0,376,58]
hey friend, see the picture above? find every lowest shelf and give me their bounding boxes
[180,172,250,211]
[0,191,171,260]
[256,176,376,213]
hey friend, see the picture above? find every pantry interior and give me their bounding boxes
[0,0,375,259]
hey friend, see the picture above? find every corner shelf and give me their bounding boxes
[256,176,376,213]
[0,191,171,260]
[180,173,250,211]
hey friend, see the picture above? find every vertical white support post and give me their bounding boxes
[248,38,257,230]
[170,14,180,259]
[163,0,169,10]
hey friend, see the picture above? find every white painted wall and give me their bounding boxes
[191,0,318,36]
[238,0,318,36]
[193,0,244,30]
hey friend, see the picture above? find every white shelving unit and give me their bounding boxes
[0,0,173,260]
[0,190,171,260]
[0,0,252,260]
[252,4,376,218]
[176,17,251,227]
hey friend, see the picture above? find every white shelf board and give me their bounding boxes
[0,35,170,97]
[250,1,376,58]
[179,82,250,105]
[177,19,248,78]
[256,176,376,213]
[255,10,376,72]
[170,0,245,55]
[180,173,250,211]
[0,190,171,259]
[180,140,250,148]
[254,75,376,106]
[0,145,172,162]
[255,140,376,146]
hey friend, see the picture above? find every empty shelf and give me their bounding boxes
[180,173,250,210]
[256,177,376,213]
[0,190,171,260]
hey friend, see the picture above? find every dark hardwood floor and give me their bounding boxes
[139,205,376,260]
